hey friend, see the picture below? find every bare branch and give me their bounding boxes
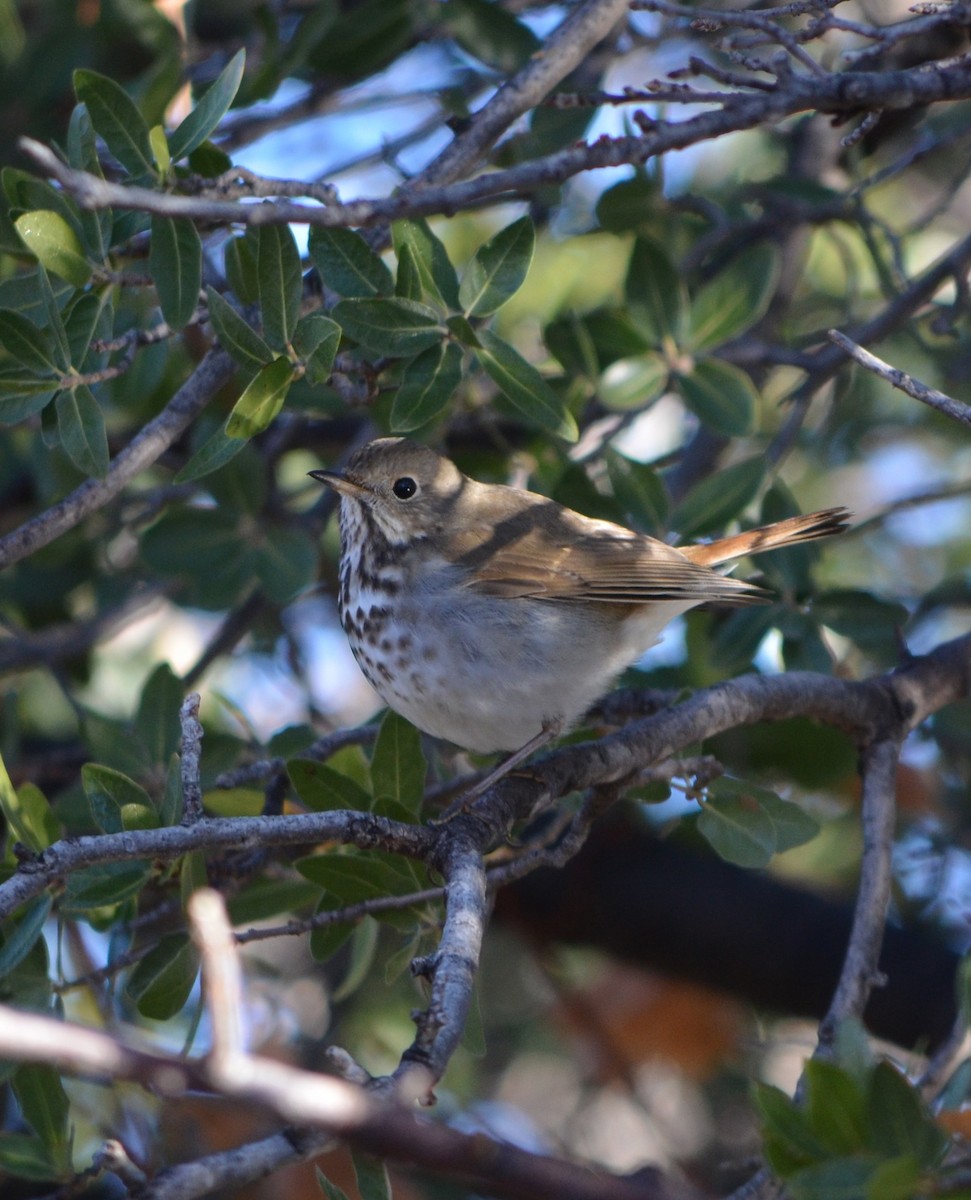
[179,693,205,826]
[828,329,971,428]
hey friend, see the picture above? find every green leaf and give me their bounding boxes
[866,1061,947,1166]
[394,242,423,301]
[316,1168,353,1200]
[55,385,109,477]
[161,755,183,827]
[293,313,340,384]
[15,211,91,287]
[352,1147,392,1200]
[333,296,445,355]
[257,223,303,350]
[225,356,294,439]
[333,917,379,1002]
[758,790,820,852]
[64,290,110,368]
[0,309,59,376]
[813,591,909,663]
[598,352,668,412]
[135,663,183,766]
[35,264,71,368]
[391,218,460,308]
[168,49,246,162]
[295,853,415,900]
[150,216,202,330]
[74,69,154,178]
[390,340,462,431]
[441,0,538,70]
[786,1157,896,1200]
[476,329,577,441]
[225,232,259,304]
[309,902,356,963]
[0,1133,63,1181]
[308,226,393,297]
[206,287,274,372]
[0,754,57,852]
[605,447,669,535]
[459,215,534,316]
[371,711,426,815]
[696,786,776,867]
[288,760,372,812]
[626,235,687,344]
[63,862,151,910]
[678,358,757,436]
[12,1065,70,1170]
[82,763,153,834]
[0,896,52,980]
[253,526,317,603]
[150,125,171,177]
[804,1060,869,1155]
[174,419,247,483]
[755,1082,829,1176]
[127,933,199,1020]
[671,457,765,538]
[596,172,659,232]
[687,243,780,351]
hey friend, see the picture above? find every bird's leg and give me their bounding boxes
[433,719,563,823]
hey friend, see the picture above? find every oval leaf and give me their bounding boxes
[168,49,246,162]
[55,385,109,477]
[150,216,202,330]
[15,211,91,287]
[74,69,154,177]
[392,219,460,308]
[687,243,780,351]
[309,227,393,298]
[697,788,776,868]
[226,356,294,439]
[626,235,686,344]
[459,215,534,316]
[0,309,59,376]
[206,286,274,371]
[333,296,444,355]
[257,223,302,350]
[293,313,340,384]
[476,328,577,441]
[671,456,765,538]
[390,340,462,431]
[599,352,668,412]
[678,358,756,436]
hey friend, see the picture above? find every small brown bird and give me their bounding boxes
[311,439,848,762]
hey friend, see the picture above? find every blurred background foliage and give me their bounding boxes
[1,0,971,1197]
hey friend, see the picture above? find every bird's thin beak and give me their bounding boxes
[308,468,370,498]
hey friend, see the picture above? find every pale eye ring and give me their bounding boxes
[392,476,418,500]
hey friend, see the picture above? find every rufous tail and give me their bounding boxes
[681,508,851,567]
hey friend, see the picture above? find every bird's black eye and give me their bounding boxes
[392,476,417,500]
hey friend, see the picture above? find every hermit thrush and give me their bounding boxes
[310,439,847,767]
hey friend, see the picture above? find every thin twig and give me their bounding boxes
[828,329,971,428]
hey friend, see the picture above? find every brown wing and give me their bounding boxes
[451,499,767,606]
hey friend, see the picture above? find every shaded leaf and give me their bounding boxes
[678,358,756,436]
[257,223,302,350]
[0,896,52,980]
[333,296,444,355]
[459,215,534,316]
[168,49,246,162]
[0,755,57,852]
[626,235,686,344]
[135,663,183,767]
[206,286,274,371]
[371,711,426,815]
[150,216,202,329]
[293,313,340,384]
[309,226,392,297]
[55,385,109,477]
[476,329,577,441]
[12,1065,70,1170]
[599,352,668,412]
[0,309,59,376]
[82,763,153,834]
[288,760,372,813]
[392,219,460,308]
[74,69,154,177]
[697,783,776,867]
[866,1061,947,1166]
[671,457,765,538]
[127,933,199,1020]
[174,420,247,483]
[390,340,462,431]
[687,243,780,351]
